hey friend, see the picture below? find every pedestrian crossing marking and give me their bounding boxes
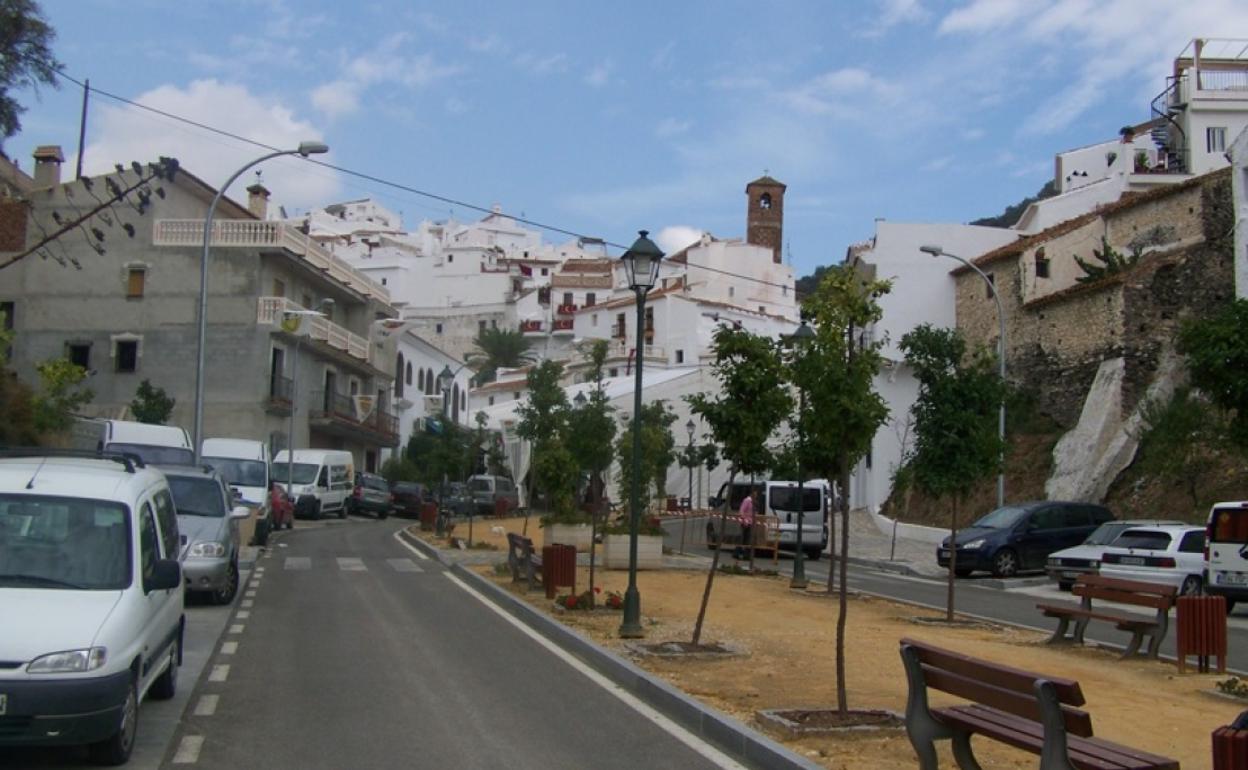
[278,556,431,572]
[387,558,423,573]
[337,557,367,571]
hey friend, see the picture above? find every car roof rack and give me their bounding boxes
[0,446,145,473]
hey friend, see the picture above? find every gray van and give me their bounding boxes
[467,474,518,516]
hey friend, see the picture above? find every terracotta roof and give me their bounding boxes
[559,258,614,273]
[692,297,793,323]
[746,175,786,190]
[591,282,686,310]
[954,167,1229,276]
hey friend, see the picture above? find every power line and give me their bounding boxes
[49,68,806,296]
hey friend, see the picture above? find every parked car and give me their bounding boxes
[938,501,1115,578]
[271,449,354,519]
[347,471,391,519]
[74,417,195,466]
[1098,524,1207,595]
[440,481,473,517]
[161,464,249,605]
[390,481,429,519]
[467,474,519,516]
[1045,519,1183,590]
[0,449,184,765]
[1205,501,1248,614]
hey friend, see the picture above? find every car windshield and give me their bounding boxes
[393,483,423,495]
[971,505,1030,529]
[363,476,388,491]
[1113,530,1173,550]
[0,495,131,590]
[768,486,822,512]
[468,479,491,492]
[108,442,193,466]
[204,457,267,488]
[279,463,320,485]
[1083,522,1130,546]
[168,477,226,517]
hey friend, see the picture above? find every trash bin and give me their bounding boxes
[1212,710,1248,770]
[1176,595,1227,673]
[419,502,438,532]
[252,516,270,547]
[494,497,511,518]
[542,543,576,600]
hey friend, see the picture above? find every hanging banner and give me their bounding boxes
[352,395,377,421]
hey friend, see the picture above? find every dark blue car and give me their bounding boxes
[937,501,1115,578]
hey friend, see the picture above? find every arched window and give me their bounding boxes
[426,368,435,394]
[759,192,772,210]
[452,384,461,423]
[418,368,425,392]
[406,361,413,385]
[395,353,405,398]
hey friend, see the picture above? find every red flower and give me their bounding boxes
[565,595,577,609]
[593,586,601,594]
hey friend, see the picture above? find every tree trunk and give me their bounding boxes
[747,474,756,573]
[693,470,734,645]
[826,489,837,592]
[946,494,959,623]
[588,469,600,608]
[836,455,851,716]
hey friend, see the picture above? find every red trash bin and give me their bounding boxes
[494,497,512,518]
[542,543,576,600]
[419,502,438,532]
[1212,711,1248,770]
[1177,595,1228,673]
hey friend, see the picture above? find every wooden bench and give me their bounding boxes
[506,533,542,592]
[900,637,1179,770]
[1036,574,1177,659]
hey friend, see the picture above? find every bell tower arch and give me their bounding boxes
[745,174,786,264]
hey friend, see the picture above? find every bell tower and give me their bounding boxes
[745,174,786,264]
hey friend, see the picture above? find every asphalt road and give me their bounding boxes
[157,518,750,770]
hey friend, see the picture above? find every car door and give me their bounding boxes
[136,497,180,695]
[1017,505,1064,569]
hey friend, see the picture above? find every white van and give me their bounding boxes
[709,479,830,559]
[75,418,194,467]
[271,449,354,520]
[0,450,184,764]
[1205,500,1248,614]
[201,438,271,511]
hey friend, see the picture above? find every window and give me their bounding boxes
[406,361,413,385]
[273,279,286,297]
[563,292,573,307]
[395,353,405,398]
[126,268,146,298]
[985,273,995,300]
[758,305,765,313]
[426,368,434,394]
[488,396,495,406]
[729,286,735,298]
[491,319,497,329]
[67,342,91,370]
[541,268,549,276]
[115,339,139,373]
[153,489,179,558]
[585,292,596,307]
[139,504,158,583]
[759,192,772,209]
[479,320,486,333]
[608,367,619,378]
[1207,126,1227,154]
[448,254,454,263]
[0,301,10,361]
[381,277,387,286]
[302,294,313,310]
[1179,530,1206,554]
[675,349,684,363]
[435,323,443,334]
[592,313,598,327]
[1035,247,1049,279]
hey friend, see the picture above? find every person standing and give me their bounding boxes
[735,490,756,559]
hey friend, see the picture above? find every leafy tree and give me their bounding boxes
[471,327,535,384]
[31,358,92,436]
[129,379,174,424]
[1133,387,1225,511]
[515,360,575,520]
[1178,298,1248,448]
[0,0,60,146]
[405,421,473,490]
[613,400,678,513]
[1073,235,1141,284]
[900,323,1006,621]
[794,264,891,716]
[686,325,792,644]
[969,179,1057,228]
[380,454,420,483]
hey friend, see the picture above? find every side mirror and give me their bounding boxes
[229,505,252,520]
[146,558,181,593]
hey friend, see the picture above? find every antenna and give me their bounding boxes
[25,456,50,489]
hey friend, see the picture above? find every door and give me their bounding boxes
[1017,505,1065,569]
[138,499,180,695]
[324,462,352,511]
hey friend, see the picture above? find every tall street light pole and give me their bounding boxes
[920,244,1006,509]
[788,319,815,590]
[192,141,330,465]
[683,418,695,555]
[618,230,663,639]
[283,300,333,505]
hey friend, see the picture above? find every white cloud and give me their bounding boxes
[310,37,461,119]
[938,0,1035,34]
[651,41,676,71]
[515,52,569,76]
[782,68,901,117]
[584,62,612,88]
[655,226,703,255]
[310,80,359,119]
[708,75,771,91]
[74,80,340,211]
[655,118,691,138]
[922,156,954,172]
[862,0,929,37]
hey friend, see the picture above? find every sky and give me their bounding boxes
[8,0,1248,279]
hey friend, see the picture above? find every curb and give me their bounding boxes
[397,528,824,770]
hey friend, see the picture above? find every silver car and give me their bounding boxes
[1045,519,1182,590]
[160,465,248,604]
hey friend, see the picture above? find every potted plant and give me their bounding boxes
[541,493,594,551]
[1134,150,1150,173]
[601,513,665,569]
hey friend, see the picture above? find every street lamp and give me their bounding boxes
[683,418,695,555]
[192,141,330,464]
[920,244,1006,509]
[283,299,334,507]
[618,230,663,639]
[787,319,815,590]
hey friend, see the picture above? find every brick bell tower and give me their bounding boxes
[745,174,786,264]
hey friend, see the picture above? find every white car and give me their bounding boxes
[1045,519,1182,590]
[0,450,184,765]
[1097,524,1207,595]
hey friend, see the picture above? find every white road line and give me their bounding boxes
[337,557,367,571]
[387,558,423,572]
[245,590,256,598]
[241,599,253,608]
[236,610,250,619]
[392,528,431,560]
[172,735,204,764]
[221,641,239,655]
[193,694,218,717]
[444,573,748,770]
[228,624,244,634]
[208,664,229,682]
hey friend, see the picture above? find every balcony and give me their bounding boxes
[266,374,293,415]
[552,319,575,336]
[257,297,371,365]
[307,389,400,446]
[153,219,390,304]
[556,303,578,315]
[520,320,544,337]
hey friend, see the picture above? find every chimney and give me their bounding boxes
[246,181,270,220]
[32,145,65,188]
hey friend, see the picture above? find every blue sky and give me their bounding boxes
[9,0,1248,278]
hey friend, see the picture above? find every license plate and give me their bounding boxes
[1118,556,1145,566]
[938,550,949,558]
[1061,571,1081,579]
[0,693,6,715]
[1217,572,1248,586]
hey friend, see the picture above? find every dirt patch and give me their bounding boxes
[415,519,1239,769]
[757,708,904,738]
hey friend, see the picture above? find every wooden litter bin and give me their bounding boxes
[1177,595,1227,673]
[542,543,576,600]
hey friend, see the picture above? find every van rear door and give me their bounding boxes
[1207,503,1248,596]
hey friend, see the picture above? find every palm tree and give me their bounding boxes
[472,327,536,384]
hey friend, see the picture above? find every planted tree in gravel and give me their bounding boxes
[686,325,791,645]
[900,323,1005,622]
[795,265,891,717]
[515,360,576,530]
[564,340,615,604]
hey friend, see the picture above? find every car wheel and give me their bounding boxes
[1226,599,1237,615]
[1058,580,1073,592]
[1179,575,1203,596]
[338,502,347,519]
[803,547,821,561]
[379,508,389,520]
[149,640,178,700]
[88,675,137,766]
[990,549,1019,578]
[211,559,239,606]
[954,568,973,578]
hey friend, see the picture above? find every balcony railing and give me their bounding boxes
[520,320,543,335]
[269,374,292,403]
[556,303,578,315]
[257,297,371,364]
[308,389,399,445]
[153,219,390,303]
[552,319,575,335]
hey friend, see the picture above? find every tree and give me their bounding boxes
[130,379,174,424]
[1073,235,1140,284]
[1178,298,1248,449]
[794,265,892,717]
[686,325,792,645]
[900,324,1006,622]
[1133,387,1225,511]
[515,360,575,520]
[613,400,678,514]
[31,358,92,436]
[471,327,535,384]
[0,0,61,146]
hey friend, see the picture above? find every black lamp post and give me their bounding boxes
[437,364,455,533]
[618,230,663,639]
[682,418,695,554]
[789,319,815,590]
